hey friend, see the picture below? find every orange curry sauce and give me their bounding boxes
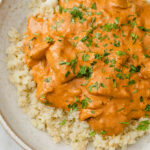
[24,0,150,136]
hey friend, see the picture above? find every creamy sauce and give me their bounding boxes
[23,0,150,136]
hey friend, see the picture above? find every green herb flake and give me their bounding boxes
[44,77,51,83]
[113,79,117,88]
[82,54,90,61]
[61,120,66,126]
[132,54,137,59]
[70,6,83,21]
[91,3,97,10]
[100,130,107,135]
[121,31,125,37]
[132,89,138,93]
[30,37,37,41]
[136,120,150,131]
[104,57,109,64]
[145,105,150,111]
[91,110,95,114]
[128,80,135,85]
[77,65,93,79]
[116,51,126,56]
[89,131,96,137]
[140,96,143,102]
[88,82,100,92]
[59,5,63,14]
[44,100,52,106]
[65,71,70,77]
[33,33,40,36]
[81,36,88,42]
[138,26,150,32]
[131,33,138,44]
[118,108,124,112]
[68,102,78,112]
[96,12,102,15]
[120,122,129,125]
[115,17,119,24]
[81,96,92,109]
[113,34,118,39]
[95,53,102,60]
[74,36,79,40]
[129,65,141,73]
[44,37,54,43]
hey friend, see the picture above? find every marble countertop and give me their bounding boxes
[0,125,22,150]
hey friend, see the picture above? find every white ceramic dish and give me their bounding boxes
[0,0,150,150]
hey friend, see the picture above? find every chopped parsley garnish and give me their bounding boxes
[69,6,83,22]
[91,110,95,114]
[44,37,54,43]
[103,50,110,56]
[136,120,150,131]
[59,61,70,65]
[102,23,114,32]
[91,2,97,10]
[145,105,150,111]
[129,65,141,73]
[65,71,70,77]
[74,36,79,40]
[113,34,119,39]
[82,54,90,61]
[128,80,135,85]
[115,17,119,24]
[138,26,150,32]
[140,96,143,102]
[113,40,120,47]
[116,51,126,56]
[113,79,117,88]
[81,36,88,42]
[89,131,96,136]
[121,31,125,37]
[133,89,138,93]
[81,96,92,109]
[88,82,100,92]
[77,65,93,79]
[44,77,51,83]
[59,56,77,74]
[118,108,124,112]
[44,100,52,106]
[110,59,116,67]
[33,33,39,36]
[116,73,124,79]
[61,120,66,125]
[95,53,102,60]
[104,57,109,64]
[30,37,37,41]
[100,130,107,135]
[131,33,138,44]
[68,102,78,112]
[120,122,129,125]
[59,5,63,14]
[132,54,137,59]
[128,18,137,27]
[96,12,102,15]
[145,54,150,58]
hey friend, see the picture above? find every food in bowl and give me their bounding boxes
[7,0,150,149]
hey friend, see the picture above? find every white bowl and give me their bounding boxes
[0,0,150,150]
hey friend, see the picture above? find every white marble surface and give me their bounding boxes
[0,125,22,150]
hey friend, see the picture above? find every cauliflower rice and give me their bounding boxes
[6,0,150,150]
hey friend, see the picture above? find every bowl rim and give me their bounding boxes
[0,111,33,150]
